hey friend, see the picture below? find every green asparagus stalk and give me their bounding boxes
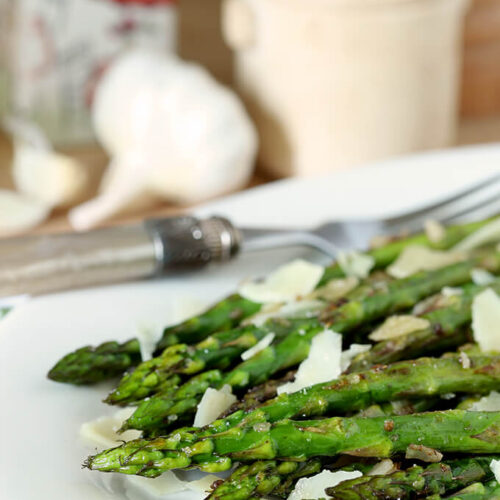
[48,294,260,385]
[325,457,496,499]
[86,410,500,476]
[90,354,500,475]
[49,219,492,385]
[348,279,500,372]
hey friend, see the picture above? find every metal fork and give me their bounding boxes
[0,171,499,298]
[240,170,500,258]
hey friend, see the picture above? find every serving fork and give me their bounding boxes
[0,171,499,298]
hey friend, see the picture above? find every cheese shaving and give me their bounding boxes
[341,344,371,371]
[454,217,500,251]
[337,251,375,279]
[442,286,463,297]
[278,329,342,395]
[369,459,396,476]
[80,408,140,449]
[239,259,324,304]
[288,470,362,500]
[136,326,163,362]
[424,219,446,243]
[245,300,325,327]
[311,276,359,302]
[471,268,496,286]
[472,288,500,352]
[194,385,237,427]
[241,333,275,361]
[491,459,500,483]
[369,315,431,342]
[469,391,500,411]
[387,245,464,279]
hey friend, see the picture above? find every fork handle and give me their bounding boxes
[0,216,241,298]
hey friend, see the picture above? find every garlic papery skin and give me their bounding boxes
[69,50,258,230]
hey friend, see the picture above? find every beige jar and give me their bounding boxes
[223,0,470,177]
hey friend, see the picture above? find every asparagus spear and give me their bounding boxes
[348,280,500,373]
[49,219,492,385]
[48,294,260,384]
[89,354,500,474]
[86,410,500,476]
[325,457,496,499]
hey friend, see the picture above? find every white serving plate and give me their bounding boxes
[1,143,500,500]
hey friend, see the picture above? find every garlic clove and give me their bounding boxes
[0,190,51,236]
[12,141,89,208]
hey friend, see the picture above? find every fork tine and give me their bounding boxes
[383,171,500,233]
[443,195,500,225]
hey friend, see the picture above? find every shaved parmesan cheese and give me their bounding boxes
[471,268,496,286]
[341,344,371,371]
[137,326,163,362]
[442,286,463,297]
[239,259,324,304]
[278,329,342,395]
[311,276,359,302]
[337,251,375,279]
[369,315,430,342]
[245,300,325,327]
[424,219,446,243]
[387,245,464,279]
[369,459,396,476]
[124,472,186,498]
[454,218,500,252]
[470,391,500,411]
[472,288,500,352]
[80,408,140,449]
[241,333,275,360]
[194,385,237,427]
[405,444,442,463]
[288,470,362,500]
[491,459,500,483]
[185,475,222,493]
[459,351,471,369]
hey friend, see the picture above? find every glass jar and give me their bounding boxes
[2,0,177,147]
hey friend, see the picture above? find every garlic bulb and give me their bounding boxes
[70,51,257,230]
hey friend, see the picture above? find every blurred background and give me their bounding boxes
[1,0,500,236]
